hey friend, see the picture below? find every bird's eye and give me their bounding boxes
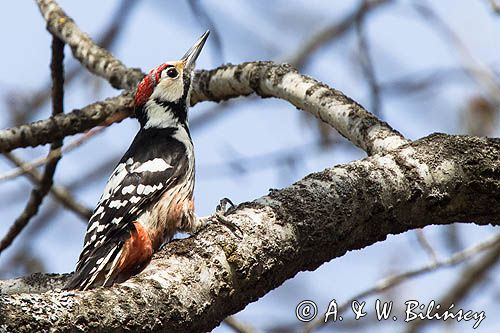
[166,67,178,78]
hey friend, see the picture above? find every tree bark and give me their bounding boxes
[1,133,498,332]
[0,62,407,155]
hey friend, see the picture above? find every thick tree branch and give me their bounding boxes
[191,62,408,154]
[0,134,498,332]
[0,62,407,155]
[35,0,144,90]
[0,92,133,153]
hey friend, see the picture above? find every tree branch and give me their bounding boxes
[0,91,133,153]
[0,133,498,332]
[286,0,391,69]
[190,62,408,154]
[11,0,138,125]
[0,62,407,155]
[0,37,66,254]
[303,233,500,332]
[35,0,144,90]
[405,238,500,333]
[3,153,92,221]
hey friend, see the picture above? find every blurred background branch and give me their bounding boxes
[0,36,65,255]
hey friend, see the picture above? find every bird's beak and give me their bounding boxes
[181,30,210,70]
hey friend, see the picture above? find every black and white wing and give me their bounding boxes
[66,128,190,290]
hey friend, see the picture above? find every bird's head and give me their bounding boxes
[134,31,209,128]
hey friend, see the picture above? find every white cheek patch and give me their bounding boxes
[151,78,184,102]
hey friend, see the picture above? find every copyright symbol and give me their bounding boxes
[295,300,318,322]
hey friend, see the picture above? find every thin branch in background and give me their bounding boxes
[284,0,390,146]
[415,229,438,264]
[379,67,469,96]
[187,0,224,64]
[8,0,138,126]
[190,101,235,131]
[198,139,346,179]
[0,199,58,278]
[303,233,500,333]
[405,239,500,333]
[355,8,381,116]
[0,126,105,183]
[489,0,500,13]
[4,153,92,221]
[442,224,464,254]
[286,0,391,69]
[223,316,256,333]
[0,36,66,255]
[67,154,119,190]
[0,247,46,278]
[413,2,500,107]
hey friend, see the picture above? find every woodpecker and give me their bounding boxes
[65,31,210,290]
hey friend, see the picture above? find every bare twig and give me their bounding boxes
[379,67,469,96]
[191,62,408,155]
[0,62,407,155]
[0,36,66,255]
[286,0,391,69]
[1,133,499,330]
[415,229,438,263]
[489,0,500,13]
[10,0,138,125]
[355,10,381,116]
[413,2,500,107]
[187,0,224,64]
[1,134,499,331]
[405,237,500,333]
[0,127,105,183]
[198,140,343,179]
[304,233,500,333]
[223,316,256,333]
[66,153,119,190]
[4,153,92,220]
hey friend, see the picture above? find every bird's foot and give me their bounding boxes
[192,198,242,238]
[212,198,242,238]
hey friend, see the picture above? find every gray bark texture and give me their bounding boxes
[0,62,406,154]
[36,0,144,90]
[0,133,499,332]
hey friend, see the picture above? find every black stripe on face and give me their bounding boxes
[154,98,188,124]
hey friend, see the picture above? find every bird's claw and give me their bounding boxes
[216,197,236,216]
[212,198,242,238]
